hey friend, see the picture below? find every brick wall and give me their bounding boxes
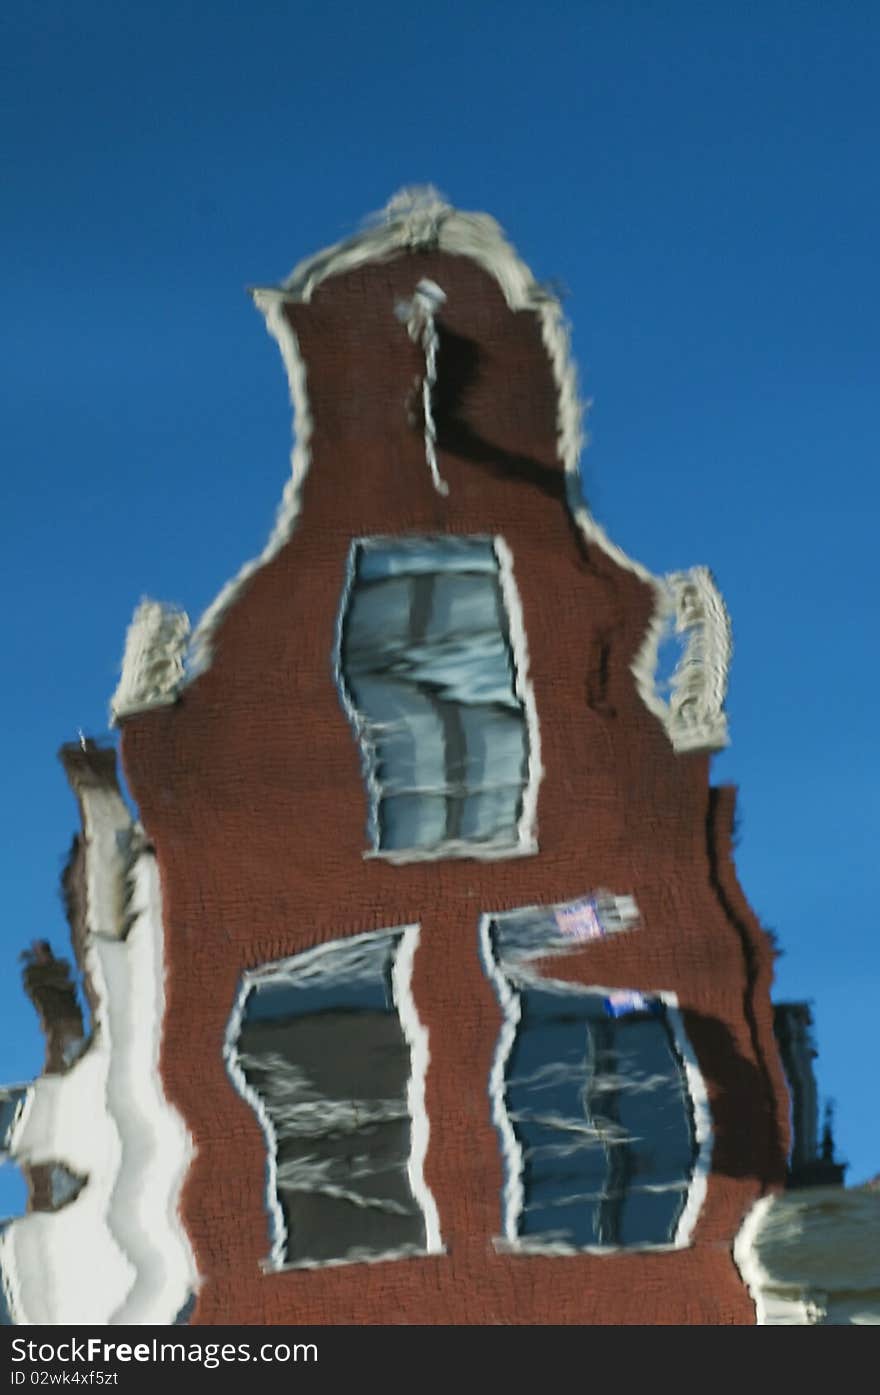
[120,249,788,1323]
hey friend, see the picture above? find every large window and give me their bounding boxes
[226,928,440,1269]
[482,903,710,1251]
[337,536,534,860]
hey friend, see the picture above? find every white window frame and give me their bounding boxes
[224,925,443,1270]
[334,534,542,864]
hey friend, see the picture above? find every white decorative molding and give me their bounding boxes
[0,840,198,1324]
[396,278,449,496]
[735,1186,880,1325]
[74,779,135,942]
[110,599,190,723]
[634,566,732,754]
[666,567,732,751]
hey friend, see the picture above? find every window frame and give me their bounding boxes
[224,925,443,1271]
[479,905,713,1254]
[334,534,542,864]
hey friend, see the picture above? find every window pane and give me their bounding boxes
[338,537,530,857]
[485,906,702,1251]
[380,792,448,852]
[232,932,429,1267]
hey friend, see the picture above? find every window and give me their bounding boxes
[337,536,536,860]
[225,928,441,1269]
[0,1087,28,1158]
[482,903,710,1251]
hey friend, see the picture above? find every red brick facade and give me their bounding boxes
[119,244,788,1323]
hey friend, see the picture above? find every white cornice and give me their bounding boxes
[735,1187,880,1324]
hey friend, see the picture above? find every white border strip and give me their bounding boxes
[103,853,198,1323]
[478,914,525,1244]
[493,536,543,857]
[223,969,289,1270]
[392,926,443,1254]
[665,998,713,1247]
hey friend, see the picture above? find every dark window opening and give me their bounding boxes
[230,931,431,1268]
[484,909,704,1250]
